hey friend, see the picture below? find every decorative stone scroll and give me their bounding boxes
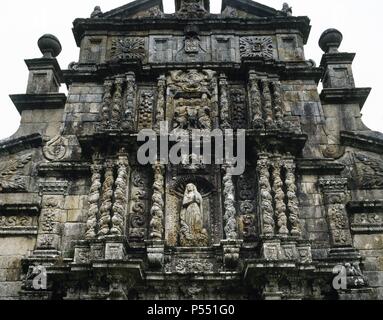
[240,37,274,60]
[110,38,146,61]
[43,136,69,161]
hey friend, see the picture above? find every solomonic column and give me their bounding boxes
[146,161,165,269]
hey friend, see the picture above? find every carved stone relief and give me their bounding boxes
[230,87,247,129]
[129,169,149,241]
[240,37,274,60]
[110,38,146,61]
[167,69,217,131]
[43,136,69,161]
[137,90,155,130]
[237,171,257,240]
[0,154,32,193]
[165,258,214,274]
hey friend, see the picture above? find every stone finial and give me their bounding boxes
[91,6,103,18]
[282,3,292,16]
[319,28,343,53]
[38,34,62,58]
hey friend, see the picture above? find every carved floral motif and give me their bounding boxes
[85,164,102,239]
[138,91,155,130]
[0,216,33,227]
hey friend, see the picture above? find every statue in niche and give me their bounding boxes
[180,183,208,247]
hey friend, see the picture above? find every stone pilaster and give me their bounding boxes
[319,178,353,250]
[219,73,231,129]
[98,161,114,238]
[124,72,136,131]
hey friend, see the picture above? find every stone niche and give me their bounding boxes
[165,172,219,248]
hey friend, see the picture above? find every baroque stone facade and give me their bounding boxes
[0,0,382,300]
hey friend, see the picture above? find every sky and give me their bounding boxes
[1,0,382,140]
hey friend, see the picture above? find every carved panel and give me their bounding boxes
[128,169,150,241]
[240,37,274,60]
[165,259,215,274]
[348,153,383,190]
[110,38,146,61]
[230,87,247,129]
[137,90,155,130]
[237,170,257,241]
[0,154,32,193]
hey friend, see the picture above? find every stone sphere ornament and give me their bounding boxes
[38,34,62,58]
[319,28,343,53]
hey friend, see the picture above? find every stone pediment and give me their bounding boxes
[221,0,285,18]
[100,0,164,19]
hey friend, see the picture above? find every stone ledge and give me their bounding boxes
[9,94,67,115]
[320,88,371,109]
[0,227,38,237]
[0,134,43,156]
[341,131,383,155]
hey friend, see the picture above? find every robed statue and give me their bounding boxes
[179,183,208,247]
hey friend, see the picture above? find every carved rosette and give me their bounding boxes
[257,155,275,236]
[223,165,238,240]
[98,162,115,237]
[219,74,231,129]
[283,159,302,237]
[85,164,103,240]
[320,178,352,247]
[155,75,166,131]
[272,157,288,235]
[111,155,129,236]
[150,162,165,240]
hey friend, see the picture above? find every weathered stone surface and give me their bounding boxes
[0,0,382,300]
